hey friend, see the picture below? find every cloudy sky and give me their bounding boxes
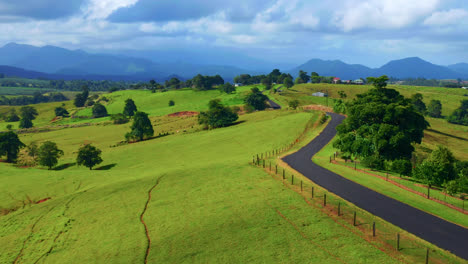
[0,0,467,67]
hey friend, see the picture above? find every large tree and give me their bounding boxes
[198,99,238,129]
[76,144,103,170]
[334,79,428,163]
[126,111,154,142]
[245,87,268,111]
[413,146,457,186]
[38,141,64,170]
[0,131,25,162]
[123,98,138,117]
[298,70,310,83]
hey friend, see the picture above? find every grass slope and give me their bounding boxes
[0,110,399,263]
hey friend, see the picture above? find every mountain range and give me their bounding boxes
[0,43,466,82]
[290,57,468,80]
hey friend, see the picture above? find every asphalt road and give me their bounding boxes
[282,112,468,260]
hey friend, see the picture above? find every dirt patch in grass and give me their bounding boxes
[168,111,199,117]
[302,104,333,112]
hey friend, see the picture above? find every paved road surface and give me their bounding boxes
[282,112,468,260]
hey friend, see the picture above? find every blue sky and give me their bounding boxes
[0,0,467,67]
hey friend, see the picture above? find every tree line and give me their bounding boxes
[0,92,68,106]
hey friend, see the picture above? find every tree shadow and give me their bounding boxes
[53,162,76,171]
[426,128,467,141]
[95,163,117,170]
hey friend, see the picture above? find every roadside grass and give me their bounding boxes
[1,109,404,263]
[313,142,468,228]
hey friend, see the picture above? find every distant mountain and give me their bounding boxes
[289,59,373,80]
[448,63,468,76]
[289,57,468,80]
[0,43,260,82]
[375,57,464,79]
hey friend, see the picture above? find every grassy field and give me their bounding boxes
[271,83,467,117]
[0,109,407,263]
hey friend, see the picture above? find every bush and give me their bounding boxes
[289,99,299,110]
[361,155,385,170]
[86,99,95,107]
[319,114,329,124]
[92,103,108,118]
[111,113,129,124]
[4,109,19,122]
[198,99,238,129]
[55,107,69,117]
[168,100,175,107]
[390,159,412,176]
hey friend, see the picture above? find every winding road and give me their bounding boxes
[282,112,468,260]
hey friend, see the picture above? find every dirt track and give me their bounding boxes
[282,112,468,260]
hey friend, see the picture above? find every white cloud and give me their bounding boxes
[85,0,139,20]
[333,0,440,31]
[423,9,468,26]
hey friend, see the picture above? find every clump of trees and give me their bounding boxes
[333,75,428,170]
[218,83,236,94]
[198,99,238,129]
[77,144,103,170]
[447,100,468,126]
[19,106,38,129]
[190,74,224,90]
[125,111,154,142]
[244,87,268,111]
[3,109,20,122]
[0,92,68,106]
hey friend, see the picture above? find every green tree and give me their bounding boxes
[74,86,89,107]
[411,93,426,115]
[391,159,412,176]
[92,103,108,118]
[198,99,238,129]
[26,142,39,159]
[413,146,457,186]
[245,87,268,111]
[338,91,347,99]
[333,86,428,163]
[0,131,24,162]
[18,106,38,129]
[283,77,293,88]
[427,100,442,118]
[55,106,69,117]
[333,99,346,114]
[298,70,310,83]
[19,106,38,121]
[168,100,175,106]
[4,109,19,122]
[289,99,300,109]
[218,83,236,94]
[76,144,103,170]
[447,100,468,126]
[311,72,321,83]
[126,111,154,142]
[261,77,272,90]
[123,98,138,117]
[111,113,129,124]
[366,75,389,89]
[38,141,64,169]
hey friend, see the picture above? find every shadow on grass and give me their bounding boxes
[53,163,76,171]
[95,163,117,170]
[427,128,467,141]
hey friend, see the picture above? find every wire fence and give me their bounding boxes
[251,144,466,264]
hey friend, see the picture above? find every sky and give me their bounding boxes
[0,0,467,67]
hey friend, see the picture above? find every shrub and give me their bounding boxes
[168,100,175,107]
[111,113,129,124]
[92,103,108,118]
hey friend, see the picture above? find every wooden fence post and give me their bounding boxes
[301,181,303,192]
[397,234,400,251]
[354,161,357,170]
[372,222,376,237]
[275,165,278,174]
[338,202,341,216]
[425,248,429,264]
[311,187,314,198]
[353,211,356,226]
[263,160,265,168]
[427,185,430,199]
[269,161,271,171]
[323,193,327,207]
[291,175,294,185]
